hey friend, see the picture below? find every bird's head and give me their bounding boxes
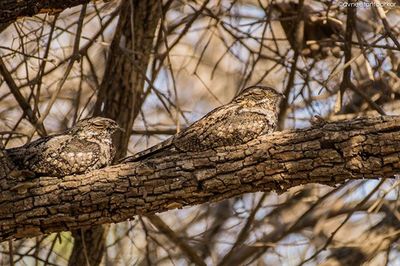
[72,117,123,137]
[233,86,285,109]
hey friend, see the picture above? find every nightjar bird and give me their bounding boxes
[6,117,122,177]
[126,86,284,162]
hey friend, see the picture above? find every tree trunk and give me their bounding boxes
[68,0,161,265]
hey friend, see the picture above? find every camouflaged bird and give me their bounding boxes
[127,86,284,162]
[6,117,121,177]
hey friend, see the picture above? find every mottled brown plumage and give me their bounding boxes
[6,117,121,177]
[127,86,284,162]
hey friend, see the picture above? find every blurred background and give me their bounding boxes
[0,0,400,265]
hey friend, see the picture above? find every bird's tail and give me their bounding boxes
[120,136,175,163]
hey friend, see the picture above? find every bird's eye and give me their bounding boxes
[93,121,106,128]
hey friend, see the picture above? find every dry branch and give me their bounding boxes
[1,116,400,242]
[0,0,92,24]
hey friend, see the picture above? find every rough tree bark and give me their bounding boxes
[0,0,91,24]
[68,0,161,265]
[1,116,399,242]
[93,0,160,159]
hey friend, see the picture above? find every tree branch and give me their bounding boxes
[1,116,400,242]
[0,0,92,24]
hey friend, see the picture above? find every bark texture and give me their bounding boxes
[93,0,160,159]
[0,0,90,24]
[1,116,400,242]
[70,0,161,264]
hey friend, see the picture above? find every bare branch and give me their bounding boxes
[0,0,92,24]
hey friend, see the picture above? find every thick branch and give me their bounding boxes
[0,0,92,24]
[1,116,400,241]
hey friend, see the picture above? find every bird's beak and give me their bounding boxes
[280,93,286,99]
[112,124,125,132]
